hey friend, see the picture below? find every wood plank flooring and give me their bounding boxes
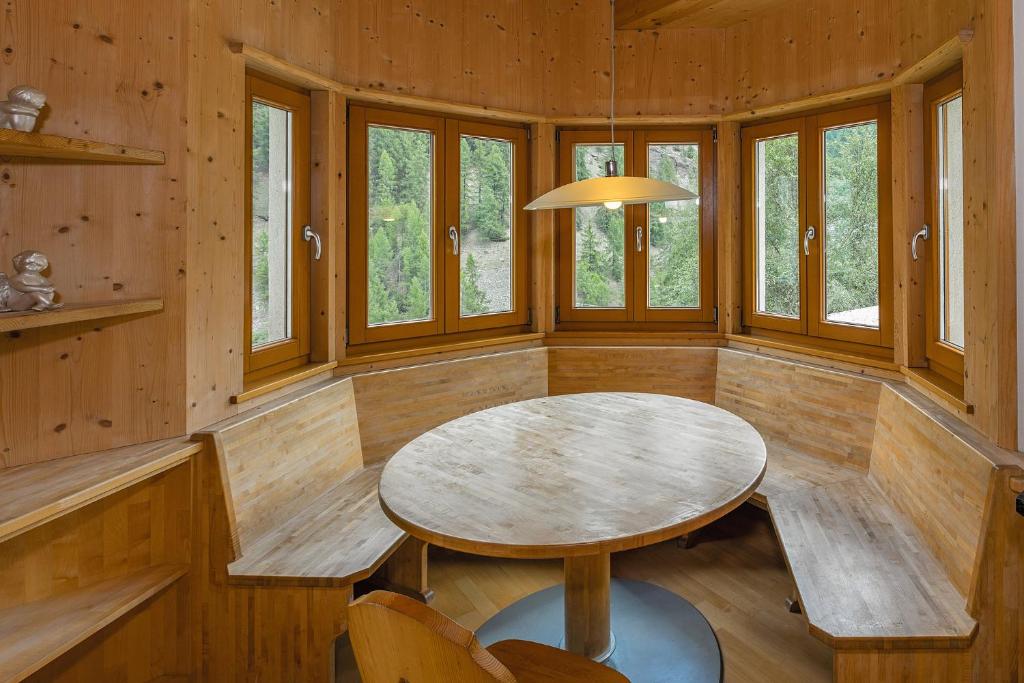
[427,505,832,683]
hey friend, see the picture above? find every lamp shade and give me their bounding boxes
[524,175,698,211]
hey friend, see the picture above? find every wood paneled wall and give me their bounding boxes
[3,0,1017,460]
[0,2,189,466]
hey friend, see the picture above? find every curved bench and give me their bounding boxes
[193,345,1021,682]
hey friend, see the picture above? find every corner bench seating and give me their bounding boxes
[189,345,1021,682]
[712,349,1021,679]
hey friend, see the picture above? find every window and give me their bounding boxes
[556,129,715,327]
[244,74,311,380]
[348,107,528,346]
[742,103,893,348]
[924,69,965,379]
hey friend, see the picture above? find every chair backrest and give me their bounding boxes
[348,591,517,683]
[194,378,363,558]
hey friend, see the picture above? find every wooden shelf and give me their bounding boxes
[0,129,165,164]
[0,298,163,333]
[0,437,199,544]
[0,564,187,682]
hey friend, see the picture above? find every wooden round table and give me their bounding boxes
[379,392,766,681]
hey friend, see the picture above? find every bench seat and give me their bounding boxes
[770,478,977,650]
[228,464,406,588]
[751,447,865,506]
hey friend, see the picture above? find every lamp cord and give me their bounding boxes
[609,0,616,153]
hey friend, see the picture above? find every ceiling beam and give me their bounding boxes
[615,0,721,30]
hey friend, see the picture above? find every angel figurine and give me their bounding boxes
[0,85,47,132]
[0,250,63,312]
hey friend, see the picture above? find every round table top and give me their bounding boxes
[379,392,767,559]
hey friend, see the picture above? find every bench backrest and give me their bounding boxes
[351,349,548,464]
[196,378,363,557]
[869,384,1006,598]
[715,349,882,470]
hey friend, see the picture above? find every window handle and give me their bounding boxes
[448,225,460,256]
[302,225,322,261]
[804,225,816,256]
[912,224,930,261]
[635,226,643,253]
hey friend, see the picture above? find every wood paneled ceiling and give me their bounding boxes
[615,0,788,29]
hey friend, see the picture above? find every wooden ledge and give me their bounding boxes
[232,360,339,404]
[901,367,973,416]
[338,333,545,374]
[0,438,198,544]
[0,298,163,334]
[0,129,166,164]
[0,564,187,681]
[725,334,900,376]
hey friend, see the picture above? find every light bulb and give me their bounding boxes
[658,216,668,224]
[603,200,623,210]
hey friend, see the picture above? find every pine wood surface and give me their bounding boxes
[0,564,186,682]
[424,506,833,683]
[770,479,976,650]
[380,392,766,559]
[0,437,198,541]
[351,349,548,464]
[227,464,404,587]
[0,299,163,334]
[0,128,165,164]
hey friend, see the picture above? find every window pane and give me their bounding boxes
[367,125,433,326]
[938,96,965,349]
[574,143,625,308]
[755,135,801,318]
[822,121,879,328]
[251,101,293,349]
[648,143,700,308]
[460,135,514,317]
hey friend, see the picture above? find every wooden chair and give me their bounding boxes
[348,590,630,682]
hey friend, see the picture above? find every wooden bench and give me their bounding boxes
[715,349,1020,679]
[193,378,429,682]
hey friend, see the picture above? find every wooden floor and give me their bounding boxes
[427,504,832,683]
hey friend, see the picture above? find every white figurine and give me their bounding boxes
[0,85,46,132]
[0,250,63,312]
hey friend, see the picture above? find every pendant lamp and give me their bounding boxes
[524,0,698,211]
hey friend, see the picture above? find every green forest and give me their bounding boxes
[757,124,879,324]
[572,143,702,309]
[365,127,513,324]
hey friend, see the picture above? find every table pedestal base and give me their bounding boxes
[476,579,722,683]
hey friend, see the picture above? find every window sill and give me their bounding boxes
[339,332,545,374]
[901,367,973,416]
[725,333,900,376]
[232,360,339,404]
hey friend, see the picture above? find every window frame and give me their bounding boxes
[741,101,893,349]
[555,127,717,328]
[924,68,966,381]
[244,73,312,381]
[347,105,530,348]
